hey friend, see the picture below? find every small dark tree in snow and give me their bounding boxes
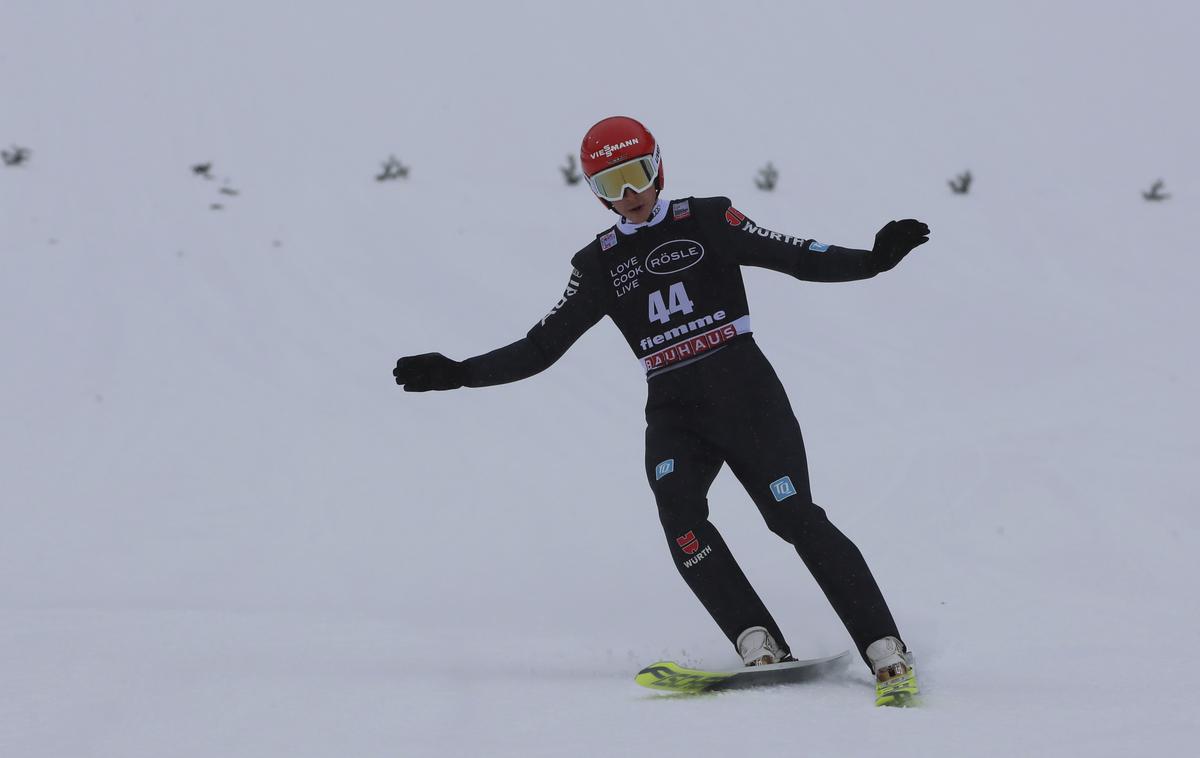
[755,162,779,191]
[1142,179,1169,201]
[561,154,582,185]
[192,162,213,179]
[2,145,31,166]
[376,155,409,182]
[949,171,972,194]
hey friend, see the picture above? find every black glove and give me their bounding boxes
[393,352,466,392]
[872,219,930,273]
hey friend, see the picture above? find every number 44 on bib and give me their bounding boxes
[648,282,694,324]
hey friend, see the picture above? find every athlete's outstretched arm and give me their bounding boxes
[393,264,604,392]
[709,198,929,282]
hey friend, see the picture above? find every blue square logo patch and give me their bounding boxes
[770,476,797,502]
[655,459,675,480]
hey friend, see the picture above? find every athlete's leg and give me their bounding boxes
[645,418,790,653]
[715,351,901,663]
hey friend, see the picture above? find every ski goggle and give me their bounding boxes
[587,146,661,201]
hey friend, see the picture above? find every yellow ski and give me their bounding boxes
[635,651,852,694]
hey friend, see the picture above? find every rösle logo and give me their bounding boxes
[646,239,704,275]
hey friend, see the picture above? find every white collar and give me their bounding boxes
[616,196,669,235]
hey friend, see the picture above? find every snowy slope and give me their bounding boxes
[2,1,1197,756]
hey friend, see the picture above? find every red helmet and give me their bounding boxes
[579,116,665,207]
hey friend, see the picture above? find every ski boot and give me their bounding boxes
[736,626,794,666]
[866,636,919,706]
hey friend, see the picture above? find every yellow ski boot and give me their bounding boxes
[866,636,919,707]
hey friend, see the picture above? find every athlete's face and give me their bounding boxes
[610,184,658,224]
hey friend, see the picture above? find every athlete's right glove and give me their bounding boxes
[871,219,930,273]
[393,352,466,392]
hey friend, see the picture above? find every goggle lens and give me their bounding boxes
[588,154,659,201]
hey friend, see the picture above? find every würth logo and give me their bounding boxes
[740,221,806,247]
[725,206,746,226]
[683,545,713,568]
[676,531,700,555]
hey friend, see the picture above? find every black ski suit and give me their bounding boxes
[460,195,901,663]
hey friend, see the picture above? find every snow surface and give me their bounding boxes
[2,1,1198,756]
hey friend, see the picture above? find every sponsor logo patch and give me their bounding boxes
[725,206,746,226]
[770,476,798,502]
[609,254,641,297]
[684,544,713,568]
[640,309,726,351]
[646,239,705,275]
[643,321,739,372]
[540,268,582,326]
[671,200,691,221]
[656,459,675,480]
[808,240,829,252]
[600,230,618,251]
[588,137,640,161]
[739,221,807,246]
[675,530,700,555]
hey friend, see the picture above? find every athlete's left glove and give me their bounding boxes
[871,219,930,273]
[393,352,467,392]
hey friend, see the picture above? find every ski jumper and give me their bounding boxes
[462,195,901,663]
